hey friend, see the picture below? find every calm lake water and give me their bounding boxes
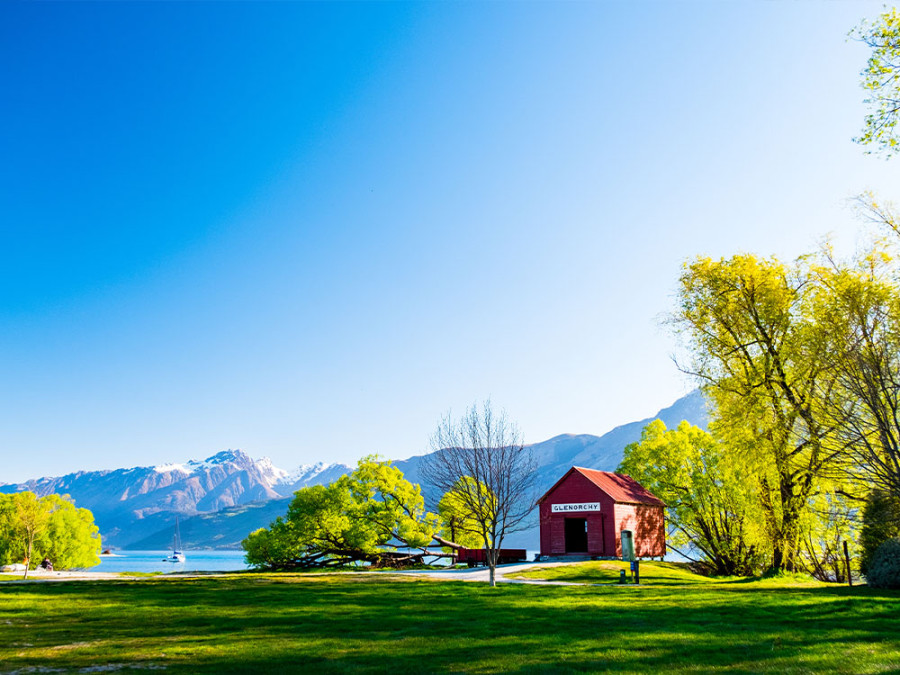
[92,550,248,574]
[89,549,540,574]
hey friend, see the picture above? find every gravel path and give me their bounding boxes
[0,569,221,583]
[386,561,586,585]
[0,561,591,586]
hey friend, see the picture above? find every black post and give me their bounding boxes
[843,540,852,587]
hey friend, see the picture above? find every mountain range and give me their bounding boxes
[0,390,707,551]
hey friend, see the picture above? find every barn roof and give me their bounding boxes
[537,466,665,506]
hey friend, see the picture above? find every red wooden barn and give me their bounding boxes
[538,467,665,558]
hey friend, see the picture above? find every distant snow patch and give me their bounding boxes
[152,463,189,474]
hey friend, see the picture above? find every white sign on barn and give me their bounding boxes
[551,502,601,513]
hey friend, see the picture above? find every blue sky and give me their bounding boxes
[2,1,899,482]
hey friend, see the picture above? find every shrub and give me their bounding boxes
[865,537,900,589]
[859,491,900,575]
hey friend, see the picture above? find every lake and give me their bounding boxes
[92,550,248,574]
[90,549,541,574]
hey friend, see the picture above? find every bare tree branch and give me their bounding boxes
[421,400,536,587]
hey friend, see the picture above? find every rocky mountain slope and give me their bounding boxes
[393,389,708,548]
[0,449,351,548]
[393,389,707,495]
[1,390,707,551]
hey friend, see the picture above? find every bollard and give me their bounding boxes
[619,569,626,584]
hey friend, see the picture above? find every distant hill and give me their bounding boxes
[394,389,708,548]
[0,390,707,551]
[395,388,707,497]
[0,450,351,549]
[126,497,293,550]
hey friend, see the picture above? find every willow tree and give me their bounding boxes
[0,492,101,577]
[811,242,900,499]
[853,8,900,155]
[243,456,442,570]
[0,492,48,578]
[36,494,102,570]
[437,478,488,551]
[673,255,844,571]
[619,420,762,575]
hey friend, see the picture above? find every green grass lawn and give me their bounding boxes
[1,571,898,674]
[510,560,727,585]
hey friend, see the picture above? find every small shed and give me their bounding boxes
[538,467,665,558]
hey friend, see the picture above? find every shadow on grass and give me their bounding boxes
[1,575,898,673]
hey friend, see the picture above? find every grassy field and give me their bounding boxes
[1,568,899,674]
[510,560,727,585]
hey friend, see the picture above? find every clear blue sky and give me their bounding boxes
[2,1,899,482]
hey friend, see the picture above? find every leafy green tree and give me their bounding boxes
[1,491,50,578]
[0,497,15,563]
[350,457,439,552]
[619,420,762,576]
[0,492,101,577]
[37,494,102,570]
[673,255,843,571]
[242,456,441,570]
[243,521,296,570]
[853,8,900,155]
[437,478,488,551]
[797,239,900,582]
[809,241,900,499]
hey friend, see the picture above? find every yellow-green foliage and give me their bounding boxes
[674,253,862,573]
[437,477,488,549]
[243,456,440,568]
[0,491,101,569]
[853,8,900,155]
[619,420,764,576]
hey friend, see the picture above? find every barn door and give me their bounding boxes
[564,518,588,553]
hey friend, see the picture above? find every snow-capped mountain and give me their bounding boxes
[392,389,708,548]
[271,461,352,496]
[0,391,707,550]
[0,449,350,548]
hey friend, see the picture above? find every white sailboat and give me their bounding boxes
[163,517,186,563]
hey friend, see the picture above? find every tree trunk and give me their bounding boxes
[23,532,34,580]
[772,545,784,573]
[486,545,499,587]
[431,534,463,550]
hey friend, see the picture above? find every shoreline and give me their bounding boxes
[0,561,582,585]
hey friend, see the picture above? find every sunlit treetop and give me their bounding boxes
[854,8,900,156]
